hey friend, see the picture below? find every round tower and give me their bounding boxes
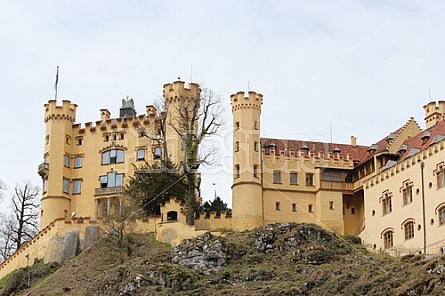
[39,100,77,229]
[231,91,263,231]
[162,80,201,166]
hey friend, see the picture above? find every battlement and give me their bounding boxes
[263,147,356,169]
[44,99,77,123]
[163,80,200,101]
[424,100,445,128]
[230,91,263,112]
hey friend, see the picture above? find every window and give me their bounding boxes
[404,221,415,240]
[65,135,71,145]
[308,204,313,213]
[73,180,81,194]
[329,201,334,210]
[104,134,110,142]
[120,133,125,140]
[273,171,281,184]
[438,167,445,189]
[76,137,83,146]
[102,149,125,165]
[235,141,239,152]
[383,231,393,249]
[63,178,69,193]
[64,155,70,168]
[113,134,117,141]
[137,149,145,161]
[253,164,259,178]
[235,122,239,131]
[45,135,50,145]
[306,173,313,186]
[74,156,82,168]
[381,191,393,215]
[290,172,298,185]
[234,165,240,179]
[402,184,413,205]
[254,121,258,130]
[100,171,124,188]
[292,203,297,212]
[43,179,48,193]
[439,207,445,225]
[138,128,146,138]
[351,207,355,214]
[275,202,280,211]
[321,170,341,181]
[254,141,258,152]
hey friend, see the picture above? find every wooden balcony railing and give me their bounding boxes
[320,181,354,191]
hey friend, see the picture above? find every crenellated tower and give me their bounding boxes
[231,91,263,231]
[39,100,77,229]
[163,81,201,166]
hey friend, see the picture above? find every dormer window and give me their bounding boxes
[421,131,431,145]
[332,147,341,154]
[398,144,408,155]
[368,144,378,154]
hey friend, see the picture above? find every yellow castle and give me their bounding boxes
[2,80,445,277]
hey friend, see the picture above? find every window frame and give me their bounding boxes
[73,179,82,194]
[63,178,70,194]
[305,173,314,186]
[74,156,82,168]
[64,155,71,168]
[404,221,415,240]
[101,149,125,165]
[136,149,145,161]
[383,230,394,249]
[273,170,281,184]
[290,172,298,185]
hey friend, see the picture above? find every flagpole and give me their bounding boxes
[54,66,59,101]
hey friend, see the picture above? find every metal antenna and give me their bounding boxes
[190,64,193,82]
[429,87,432,102]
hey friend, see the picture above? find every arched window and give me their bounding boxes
[102,149,125,165]
[383,230,393,249]
[439,207,445,226]
[403,221,415,240]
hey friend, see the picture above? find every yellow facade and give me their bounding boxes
[38,81,199,230]
[231,91,445,255]
[5,83,445,279]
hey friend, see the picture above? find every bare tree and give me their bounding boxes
[135,86,224,226]
[0,182,40,261]
[167,87,224,225]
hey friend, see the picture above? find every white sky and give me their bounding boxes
[1,0,444,208]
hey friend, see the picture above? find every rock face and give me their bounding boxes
[172,232,229,273]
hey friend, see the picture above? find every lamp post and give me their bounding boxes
[24,253,30,288]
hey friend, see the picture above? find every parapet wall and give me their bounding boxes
[0,216,162,278]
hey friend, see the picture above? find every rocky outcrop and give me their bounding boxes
[172,232,229,274]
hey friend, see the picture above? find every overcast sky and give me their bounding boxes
[1,0,444,207]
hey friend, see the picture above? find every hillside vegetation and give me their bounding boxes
[2,223,445,295]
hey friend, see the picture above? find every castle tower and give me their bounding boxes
[424,101,445,128]
[38,100,77,229]
[163,81,201,166]
[231,91,263,231]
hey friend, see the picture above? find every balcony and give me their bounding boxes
[94,186,123,196]
[320,181,354,192]
[38,162,49,178]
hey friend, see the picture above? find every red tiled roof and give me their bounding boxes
[261,138,369,162]
[398,120,445,162]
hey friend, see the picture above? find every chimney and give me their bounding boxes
[350,135,357,147]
